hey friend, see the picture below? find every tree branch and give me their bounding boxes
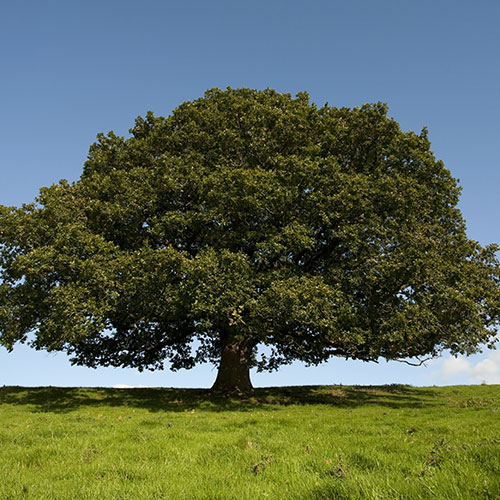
[393,356,433,367]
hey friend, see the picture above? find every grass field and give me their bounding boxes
[0,384,499,500]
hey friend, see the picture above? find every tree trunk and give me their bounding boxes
[210,335,254,396]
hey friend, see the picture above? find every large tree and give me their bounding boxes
[1,88,499,394]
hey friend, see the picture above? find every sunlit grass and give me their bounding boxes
[0,384,499,499]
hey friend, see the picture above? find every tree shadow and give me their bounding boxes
[257,384,440,409]
[0,384,440,414]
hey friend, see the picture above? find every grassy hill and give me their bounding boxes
[0,384,499,499]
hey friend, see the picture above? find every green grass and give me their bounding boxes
[0,384,499,499]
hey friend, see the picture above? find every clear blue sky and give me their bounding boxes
[1,0,499,388]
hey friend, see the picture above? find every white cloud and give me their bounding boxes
[429,348,500,385]
[470,357,500,384]
[441,357,472,378]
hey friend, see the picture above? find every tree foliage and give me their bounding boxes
[1,88,499,392]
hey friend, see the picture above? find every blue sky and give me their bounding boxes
[1,0,499,388]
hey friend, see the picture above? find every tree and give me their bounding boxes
[1,88,499,395]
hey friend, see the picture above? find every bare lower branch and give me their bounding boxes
[393,357,433,367]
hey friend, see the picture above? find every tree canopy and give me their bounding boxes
[1,88,499,394]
